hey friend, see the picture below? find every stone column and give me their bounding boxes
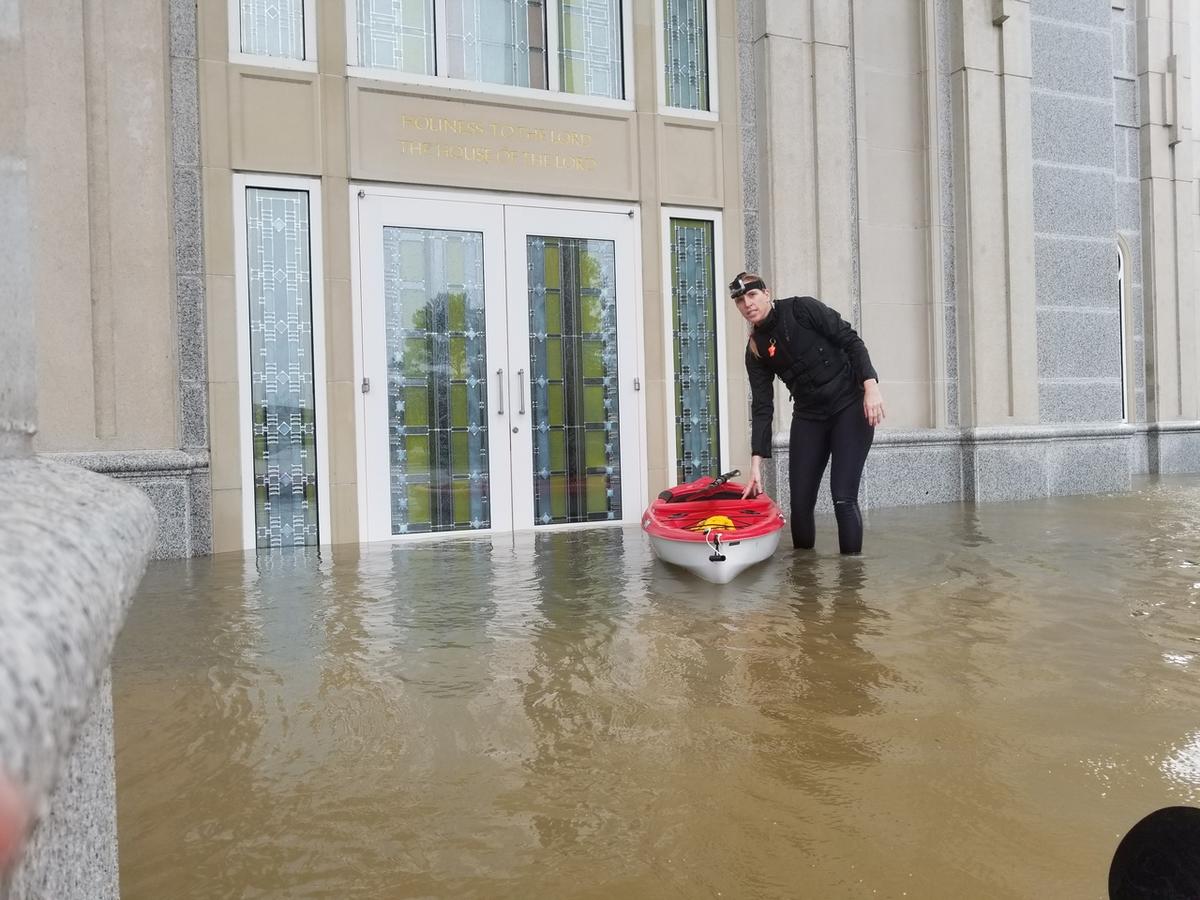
[1139,2,1198,424]
[0,0,33,880]
[948,0,1039,427]
[748,1,857,310]
[742,0,858,503]
[0,0,35,461]
[0,3,156,898]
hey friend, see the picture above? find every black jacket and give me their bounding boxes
[745,296,879,457]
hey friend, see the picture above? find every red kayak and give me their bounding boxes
[641,471,786,583]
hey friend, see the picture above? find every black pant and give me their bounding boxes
[788,400,874,554]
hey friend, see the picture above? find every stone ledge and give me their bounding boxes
[770,422,1145,451]
[874,427,965,446]
[1145,423,1200,475]
[39,451,211,559]
[1143,421,1200,434]
[962,422,1140,442]
[0,459,155,896]
[41,449,209,476]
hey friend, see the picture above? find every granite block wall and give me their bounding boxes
[935,0,958,426]
[0,461,156,900]
[863,433,963,507]
[1030,2,1126,423]
[1151,425,1200,474]
[44,451,212,559]
[764,424,1146,521]
[1043,433,1133,495]
[8,678,118,900]
[171,0,208,453]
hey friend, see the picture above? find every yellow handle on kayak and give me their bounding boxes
[689,514,736,532]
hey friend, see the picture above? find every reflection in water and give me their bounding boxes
[517,531,630,853]
[764,558,892,764]
[115,477,1200,898]
[1162,731,1200,792]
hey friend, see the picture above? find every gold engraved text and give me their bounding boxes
[398,114,598,172]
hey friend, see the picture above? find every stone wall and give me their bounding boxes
[23,0,212,559]
[1031,0,1124,422]
[744,0,1200,511]
[45,451,211,559]
[2,463,155,900]
[2,4,158,898]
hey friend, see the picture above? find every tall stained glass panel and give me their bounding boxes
[446,0,548,88]
[356,0,435,73]
[664,0,708,110]
[245,188,320,548]
[527,236,622,525]
[384,227,491,534]
[670,218,719,483]
[240,0,305,59]
[559,0,623,99]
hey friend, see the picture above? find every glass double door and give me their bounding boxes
[357,194,643,541]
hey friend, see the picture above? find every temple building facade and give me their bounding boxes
[17,0,1200,556]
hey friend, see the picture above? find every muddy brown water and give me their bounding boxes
[114,478,1200,898]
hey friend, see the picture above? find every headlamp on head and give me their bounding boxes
[729,275,766,299]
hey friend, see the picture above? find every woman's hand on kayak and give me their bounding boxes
[741,457,764,498]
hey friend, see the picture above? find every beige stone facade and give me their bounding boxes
[197,0,747,551]
[25,1,178,452]
[15,0,1200,558]
[742,0,1200,512]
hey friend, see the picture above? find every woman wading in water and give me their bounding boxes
[731,272,885,554]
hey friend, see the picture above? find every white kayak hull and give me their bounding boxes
[648,529,782,584]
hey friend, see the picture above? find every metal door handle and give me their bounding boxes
[496,368,505,415]
[518,368,526,415]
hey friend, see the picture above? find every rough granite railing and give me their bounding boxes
[0,463,156,899]
[1,1,158,895]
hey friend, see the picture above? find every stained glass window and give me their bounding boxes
[356,0,436,73]
[527,236,622,524]
[350,0,625,98]
[240,0,306,59]
[446,0,548,88]
[664,0,708,110]
[245,188,320,548]
[559,0,623,99]
[384,227,491,534]
[670,218,719,483]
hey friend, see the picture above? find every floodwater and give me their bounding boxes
[113,478,1200,899]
